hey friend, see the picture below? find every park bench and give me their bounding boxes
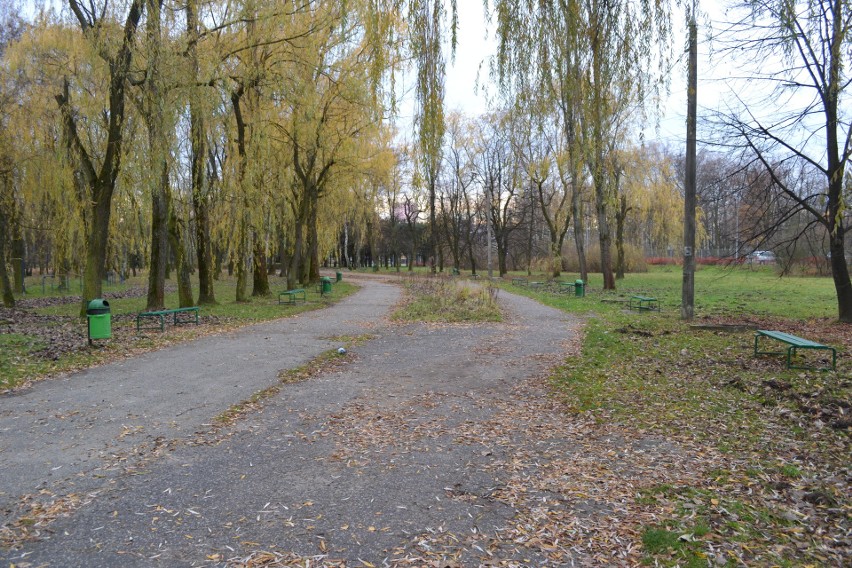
[629,296,659,311]
[754,330,837,371]
[278,288,306,305]
[137,306,199,332]
[556,281,576,294]
[511,278,528,286]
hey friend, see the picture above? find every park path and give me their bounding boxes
[1,275,700,567]
[0,277,399,529]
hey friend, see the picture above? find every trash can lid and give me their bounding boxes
[86,299,110,313]
[575,279,584,285]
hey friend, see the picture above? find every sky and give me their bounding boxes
[20,0,786,154]
[430,1,736,152]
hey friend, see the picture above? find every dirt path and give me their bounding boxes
[0,275,701,567]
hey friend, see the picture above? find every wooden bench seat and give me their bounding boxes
[754,330,836,370]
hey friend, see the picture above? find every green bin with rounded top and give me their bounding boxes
[86,298,111,342]
[574,279,585,297]
[321,277,333,294]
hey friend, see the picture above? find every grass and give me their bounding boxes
[1,273,358,389]
[392,276,502,322]
[4,265,848,563]
[497,265,849,566]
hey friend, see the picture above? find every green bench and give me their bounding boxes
[629,296,659,311]
[278,288,306,305]
[511,278,528,286]
[137,306,199,332]
[754,330,837,371]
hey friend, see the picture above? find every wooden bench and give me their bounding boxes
[278,288,306,305]
[511,278,528,287]
[137,307,199,332]
[754,330,837,370]
[629,296,659,311]
[557,281,576,294]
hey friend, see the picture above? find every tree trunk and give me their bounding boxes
[146,167,169,310]
[187,0,215,305]
[81,186,112,314]
[11,236,24,294]
[429,175,437,274]
[0,203,14,307]
[595,192,615,290]
[828,233,852,322]
[235,217,248,302]
[288,218,303,290]
[573,186,587,283]
[252,233,270,296]
[615,194,628,280]
[307,191,320,282]
[168,204,194,308]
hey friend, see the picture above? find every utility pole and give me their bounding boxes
[487,190,494,279]
[682,9,697,320]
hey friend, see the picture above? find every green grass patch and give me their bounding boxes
[0,334,48,388]
[497,266,848,565]
[392,277,502,323]
[1,274,359,390]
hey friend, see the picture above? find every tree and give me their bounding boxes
[490,0,672,289]
[186,0,216,305]
[0,1,24,307]
[476,110,523,276]
[440,112,478,272]
[409,0,455,274]
[717,0,852,321]
[54,0,145,315]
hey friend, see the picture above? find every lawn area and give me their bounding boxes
[0,273,357,390]
[502,265,850,566]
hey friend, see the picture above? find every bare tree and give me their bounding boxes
[715,0,852,321]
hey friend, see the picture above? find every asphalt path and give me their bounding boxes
[0,274,587,566]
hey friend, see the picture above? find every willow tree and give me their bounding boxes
[271,0,393,287]
[133,0,196,310]
[490,0,671,289]
[52,0,146,315]
[717,0,852,322]
[186,0,216,305]
[0,2,24,307]
[409,0,455,273]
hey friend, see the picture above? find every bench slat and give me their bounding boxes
[754,330,836,370]
[279,289,307,305]
[137,307,199,332]
[757,330,824,348]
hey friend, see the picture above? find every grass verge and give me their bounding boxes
[499,266,849,566]
[1,275,358,390]
[391,276,501,323]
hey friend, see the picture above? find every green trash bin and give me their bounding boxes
[321,277,333,295]
[86,298,111,343]
[574,279,585,297]
[336,271,342,282]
